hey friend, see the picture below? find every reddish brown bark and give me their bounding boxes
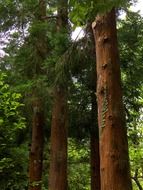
[28,1,47,190]
[28,99,44,190]
[48,0,68,189]
[49,88,68,190]
[92,8,132,190]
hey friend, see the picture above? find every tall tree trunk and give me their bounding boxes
[48,0,68,190]
[28,1,47,190]
[28,99,44,190]
[49,88,68,190]
[92,8,132,190]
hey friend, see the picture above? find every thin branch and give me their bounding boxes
[41,15,58,20]
[132,169,143,190]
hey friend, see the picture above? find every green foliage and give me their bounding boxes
[69,0,129,26]
[0,73,28,190]
[0,144,28,190]
[119,11,143,122]
[43,23,71,87]
[68,139,90,190]
[129,121,143,190]
[0,73,25,131]
[101,87,108,131]
[118,10,143,189]
[0,1,143,189]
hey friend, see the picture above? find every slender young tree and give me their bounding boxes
[28,1,47,190]
[92,8,132,190]
[48,0,69,189]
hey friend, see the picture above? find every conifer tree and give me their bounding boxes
[28,1,47,190]
[48,0,69,189]
[92,8,132,190]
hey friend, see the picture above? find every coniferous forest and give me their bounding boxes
[0,0,143,190]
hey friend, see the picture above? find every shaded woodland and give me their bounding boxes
[0,0,143,190]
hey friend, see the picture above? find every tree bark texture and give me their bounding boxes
[28,99,44,190]
[92,8,132,190]
[28,1,47,190]
[49,88,68,190]
[48,0,68,189]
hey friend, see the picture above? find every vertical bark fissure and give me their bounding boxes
[48,0,68,189]
[92,8,132,190]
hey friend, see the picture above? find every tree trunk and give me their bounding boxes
[48,0,68,189]
[28,99,44,190]
[92,8,132,190]
[28,1,47,190]
[49,88,68,190]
